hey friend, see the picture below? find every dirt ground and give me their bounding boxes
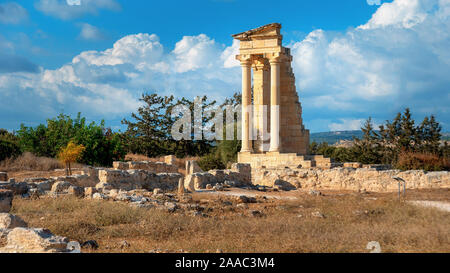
[7,187,450,253]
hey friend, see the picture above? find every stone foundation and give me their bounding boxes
[238,152,335,169]
[184,163,251,191]
[251,167,450,192]
[98,169,182,191]
[113,161,179,173]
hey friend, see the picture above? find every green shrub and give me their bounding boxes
[16,113,126,167]
[197,152,226,171]
[0,139,21,162]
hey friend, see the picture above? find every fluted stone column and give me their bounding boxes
[241,58,253,153]
[269,58,281,152]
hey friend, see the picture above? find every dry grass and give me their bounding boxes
[396,151,450,171]
[0,152,86,181]
[0,152,63,172]
[10,189,450,253]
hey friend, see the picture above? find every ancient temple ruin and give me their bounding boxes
[233,23,332,169]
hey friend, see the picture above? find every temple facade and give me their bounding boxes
[233,23,332,169]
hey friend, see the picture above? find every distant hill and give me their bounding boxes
[310,130,364,144]
[443,132,450,141]
[310,130,450,144]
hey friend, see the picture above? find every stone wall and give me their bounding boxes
[251,167,450,192]
[113,161,179,173]
[98,169,182,191]
[184,163,251,191]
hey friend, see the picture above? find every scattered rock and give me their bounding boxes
[190,211,208,217]
[0,228,69,253]
[0,213,28,229]
[28,188,42,200]
[68,186,84,198]
[311,211,326,218]
[120,240,131,249]
[92,193,108,200]
[81,240,99,250]
[309,190,323,196]
[249,210,263,217]
[165,202,177,213]
[236,203,248,209]
[153,188,163,195]
[84,187,97,197]
[0,228,10,238]
[237,195,256,204]
[51,181,72,194]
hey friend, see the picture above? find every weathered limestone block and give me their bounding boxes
[97,169,181,191]
[184,173,217,191]
[95,181,113,191]
[11,182,29,195]
[113,161,179,173]
[23,177,50,183]
[53,174,96,188]
[82,167,104,182]
[99,169,134,190]
[0,228,69,253]
[343,162,363,168]
[250,167,450,192]
[155,173,183,190]
[51,181,73,194]
[0,181,13,191]
[84,187,97,197]
[0,172,8,181]
[186,160,203,175]
[165,155,176,165]
[34,181,53,192]
[0,190,13,213]
[68,186,84,198]
[0,213,28,229]
[113,161,129,170]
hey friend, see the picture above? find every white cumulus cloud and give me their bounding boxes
[0,0,449,133]
[78,23,107,41]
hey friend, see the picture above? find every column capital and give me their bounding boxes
[254,57,270,71]
[236,54,253,66]
[268,52,285,64]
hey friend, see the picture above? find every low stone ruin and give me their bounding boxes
[251,167,450,192]
[113,160,178,174]
[96,169,182,191]
[184,163,251,191]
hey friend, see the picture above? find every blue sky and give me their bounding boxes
[0,0,449,133]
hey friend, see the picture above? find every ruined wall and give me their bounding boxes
[98,169,182,191]
[113,161,179,173]
[184,163,251,191]
[251,167,450,192]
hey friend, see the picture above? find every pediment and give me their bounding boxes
[232,23,282,41]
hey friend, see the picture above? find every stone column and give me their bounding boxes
[241,58,253,153]
[269,57,281,152]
